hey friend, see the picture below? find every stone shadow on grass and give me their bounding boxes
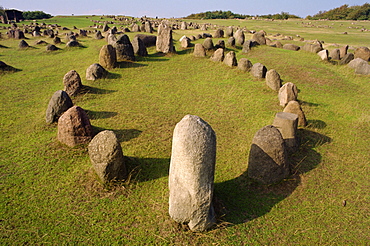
[214,128,331,226]
[91,126,142,142]
[80,85,117,94]
[125,156,170,182]
[116,61,148,68]
[85,110,118,120]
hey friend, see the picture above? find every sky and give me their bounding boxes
[3,0,369,18]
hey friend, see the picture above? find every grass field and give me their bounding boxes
[1,16,369,244]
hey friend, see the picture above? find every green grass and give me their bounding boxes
[1,16,369,245]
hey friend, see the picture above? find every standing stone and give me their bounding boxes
[88,130,127,183]
[354,47,370,61]
[19,40,29,49]
[283,44,300,51]
[329,49,341,60]
[156,22,175,53]
[339,45,348,58]
[66,40,80,47]
[215,40,225,49]
[63,70,82,97]
[252,31,266,45]
[283,100,307,127]
[248,125,290,184]
[95,30,104,39]
[317,49,329,61]
[46,44,58,51]
[237,58,253,72]
[213,29,224,38]
[250,63,267,79]
[107,33,117,45]
[45,90,73,124]
[144,21,153,33]
[131,23,140,32]
[339,53,354,65]
[302,43,322,53]
[225,26,233,37]
[223,51,237,67]
[99,44,117,69]
[180,37,190,49]
[227,37,235,47]
[278,82,298,107]
[180,21,187,30]
[57,106,93,147]
[53,36,61,44]
[86,63,107,81]
[272,112,299,153]
[132,36,148,56]
[203,38,214,50]
[351,59,370,75]
[135,34,157,47]
[242,40,253,53]
[210,48,224,62]
[169,115,216,232]
[193,43,206,57]
[102,23,109,32]
[265,69,282,91]
[114,34,135,61]
[234,29,244,46]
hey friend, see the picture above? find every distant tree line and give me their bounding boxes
[22,11,52,20]
[185,10,251,19]
[307,3,370,20]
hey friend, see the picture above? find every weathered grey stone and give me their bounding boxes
[329,48,341,60]
[339,45,348,58]
[131,23,140,32]
[339,53,354,65]
[283,100,307,127]
[273,112,299,153]
[180,36,191,48]
[144,21,153,33]
[237,58,253,72]
[107,33,117,45]
[271,41,283,49]
[213,29,224,38]
[225,26,233,37]
[95,30,104,39]
[265,69,282,91]
[57,106,93,147]
[283,44,300,51]
[223,51,237,67]
[354,47,370,61]
[193,43,206,57]
[99,44,117,69]
[301,43,323,53]
[242,40,253,53]
[114,34,135,61]
[156,22,175,53]
[248,125,290,184]
[86,63,107,81]
[66,40,80,47]
[180,21,187,30]
[169,115,216,232]
[234,29,244,46]
[251,63,267,79]
[210,48,224,62]
[132,36,148,56]
[215,40,225,49]
[227,37,235,47]
[278,82,298,107]
[102,23,109,32]
[317,49,329,61]
[348,58,368,71]
[18,40,29,49]
[135,34,157,47]
[350,59,370,75]
[63,70,82,97]
[88,130,127,183]
[53,36,61,44]
[46,44,58,51]
[252,31,266,45]
[203,37,214,50]
[45,90,73,124]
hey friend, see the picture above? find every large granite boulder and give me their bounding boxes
[248,125,290,184]
[278,82,298,107]
[237,58,253,72]
[354,47,370,61]
[265,69,282,91]
[99,44,117,69]
[86,63,107,81]
[63,70,83,97]
[156,22,175,53]
[283,100,307,127]
[114,34,135,61]
[210,48,224,62]
[251,63,267,79]
[45,90,73,124]
[88,130,127,183]
[169,115,216,232]
[223,51,237,67]
[193,43,206,57]
[234,29,244,46]
[57,106,93,147]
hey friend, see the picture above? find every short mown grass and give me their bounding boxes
[0,16,369,245]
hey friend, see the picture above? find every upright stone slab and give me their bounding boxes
[210,48,224,62]
[132,36,148,56]
[213,29,224,38]
[339,53,354,65]
[99,44,117,69]
[237,58,252,72]
[114,34,135,61]
[318,49,329,61]
[203,38,214,50]
[63,70,82,97]
[223,51,237,67]
[330,49,341,60]
[252,31,266,45]
[278,82,298,107]
[283,100,307,127]
[86,63,107,81]
[248,125,290,184]
[88,130,127,183]
[273,112,299,153]
[193,43,206,57]
[156,22,175,53]
[251,63,267,79]
[227,37,235,47]
[19,40,29,49]
[265,69,282,91]
[225,26,233,37]
[242,40,253,53]
[234,29,244,46]
[169,115,216,232]
[354,47,370,61]
[45,90,73,124]
[57,106,93,147]
[339,45,348,58]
